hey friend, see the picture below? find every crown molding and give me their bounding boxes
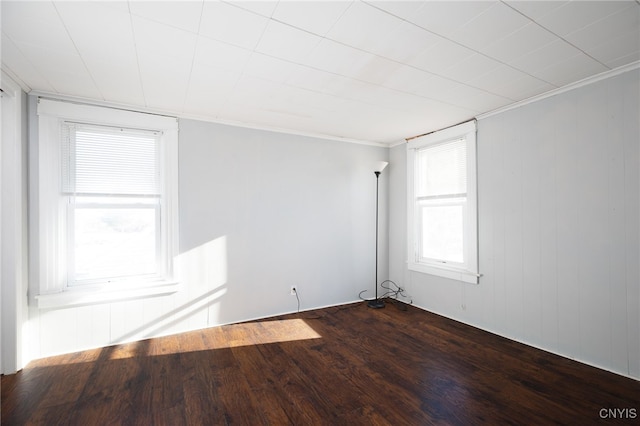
[28,91,390,148]
[477,61,640,120]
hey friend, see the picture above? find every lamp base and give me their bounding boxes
[367,299,385,309]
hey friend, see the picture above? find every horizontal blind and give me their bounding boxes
[416,138,466,198]
[62,123,160,195]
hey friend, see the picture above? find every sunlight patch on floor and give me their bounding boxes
[28,319,321,366]
[220,319,322,349]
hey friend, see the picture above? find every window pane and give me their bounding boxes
[420,203,464,263]
[417,138,466,197]
[73,207,157,282]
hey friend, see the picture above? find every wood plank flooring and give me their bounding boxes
[2,301,639,425]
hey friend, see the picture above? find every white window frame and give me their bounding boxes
[407,120,479,284]
[31,99,180,308]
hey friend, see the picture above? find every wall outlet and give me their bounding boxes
[290,286,297,296]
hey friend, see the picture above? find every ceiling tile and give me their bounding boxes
[504,1,569,21]
[408,1,497,39]
[271,1,352,36]
[229,74,281,104]
[183,64,240,116]
[586,29,640,68]
[336,83,413,110]
[16,42,86,76]
[55,1,137,65]
[349,55,405,86]
[404,74,463,105]
[564,4,639,54]
[533,53,609,87]
[605,51,640,69]
[360,21,442,63]
[187,63,241,96]
[444,84,512,113]
[381,65,435,94]
[137,51,192,110]
[481,22,557,64]
[409,39,476,76]
[83,58,145,106]
[226,1,279,18]
[0,34,55,93]
[132,16,197,61]
[193,36,252,73]
[534,1,632,37]
[286,66,346,96]
[364,0,424,21]
[444,54,502,84]
[329,78,385,105]
[3,1,76,53]
[94,1,130,14]
[129,1,203,33]
[304,38,374,77]
[510,39,581,77]
[468,65,547,99]
[242,53,300,83]
[199,1,269,50]
[449,1,531,51]
[326,1,402,51]
[403,103,476,136]
[43,68,103,100]
[254,20,322,64]
[494,74,555,101]
[374,88,458,115]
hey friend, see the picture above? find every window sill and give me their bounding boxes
[34,280,181,310]
[408,261,480,284]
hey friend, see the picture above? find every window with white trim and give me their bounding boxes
[63,123,164,285]
[32,99,179,308]
[407,120,479,284]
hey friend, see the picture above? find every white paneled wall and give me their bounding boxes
[26,118,389,360]
[389,68,639,379]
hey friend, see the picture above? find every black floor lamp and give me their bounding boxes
[368,161,388,309]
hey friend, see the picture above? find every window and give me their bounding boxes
[63,123,163,285]
[32,99,179,308]
[407,120,479,284]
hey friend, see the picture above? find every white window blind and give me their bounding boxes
[416,138,467,198]
[62,123,161,196]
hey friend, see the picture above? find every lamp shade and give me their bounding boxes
[374,161,389,173]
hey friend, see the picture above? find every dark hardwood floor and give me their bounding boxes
[2,301,639,425]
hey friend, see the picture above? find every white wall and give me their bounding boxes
[0,74,28,374]
[178,119,389,323]
[389,68,640,379]
[26,116,389,359]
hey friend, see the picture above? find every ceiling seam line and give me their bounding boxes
[198,0,549,101]
[180,1,206,113]
[51,2,105,101]
[0,31,53,93]
[237,49,481,117]
[500,0,611,70]
[362,0,560,89]
[127,1,148,108]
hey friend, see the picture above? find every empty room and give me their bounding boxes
[1,0,639,424]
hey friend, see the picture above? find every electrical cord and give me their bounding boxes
[294,288,300,313]
[359,279,412,310]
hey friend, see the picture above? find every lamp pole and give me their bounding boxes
[368,169,385,309]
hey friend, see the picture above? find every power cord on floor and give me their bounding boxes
[359,280,412,310]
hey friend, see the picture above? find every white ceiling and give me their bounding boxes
[2,1,639,145]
